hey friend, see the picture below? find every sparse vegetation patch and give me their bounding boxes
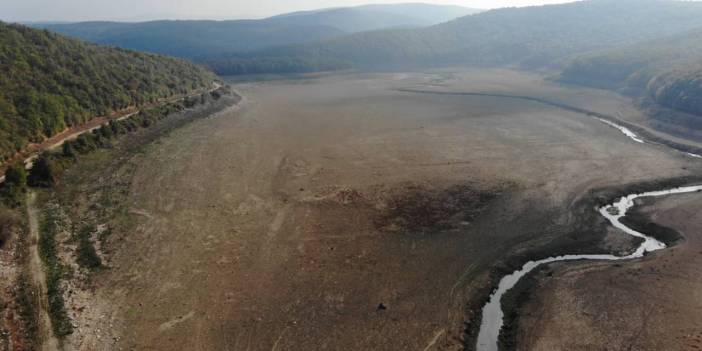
[38,206,72,337]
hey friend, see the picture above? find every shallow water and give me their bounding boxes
[596,118,644,143]
[476,184,702,351]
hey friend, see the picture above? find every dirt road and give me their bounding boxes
[0,83,222,184]
[26,192,59,351]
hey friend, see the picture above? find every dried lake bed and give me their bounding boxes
[49,70,702,350]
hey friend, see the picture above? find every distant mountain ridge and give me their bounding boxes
[205,0,702,75]
[33,3,478,59]
[267,3,480,32]
[34,20,344,59]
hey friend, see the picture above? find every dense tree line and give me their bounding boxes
[26,89,224,187]
[0,21,216,162]
[202,56,352,76]
[0,87,224,200]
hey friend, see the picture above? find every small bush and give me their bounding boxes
[184,96,198,108]
[76,225,101,269]
[1,162,28,206]
[0,208,20,248]
[15,273,39,343]
[62,142,76,158]
[109,120,126,135]
[74,133,98,153]
[28,154,61,187]
[39,208,73,336]
[0,185,24,207]
[98,124,114,139]
[4,162,27,187]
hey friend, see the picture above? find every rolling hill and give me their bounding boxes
[559,27,702,91]
[206,0,702,75]
[647,65,702,119]
[0,22,215,162]
[36,20,346,59]
[34,3,478,59]
[267,3,479,32]
[559,27,702,118]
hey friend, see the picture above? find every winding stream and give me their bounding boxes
[476,185,702,351]
[396,86,702,349]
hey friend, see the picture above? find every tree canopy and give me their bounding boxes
[0,22,215,161]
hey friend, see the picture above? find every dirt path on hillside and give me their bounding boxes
[26,192,59,351]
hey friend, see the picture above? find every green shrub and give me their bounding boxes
[76,225,101,269]
[62,141,76,158]
[39,208,73,336]
[0,207,20,248]
[4,162,27,187]
[1,162,28,206]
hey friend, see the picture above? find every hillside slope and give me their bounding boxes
[268,3,479,32]
[647,65,702,118]
[559,27,702,91]
[0,22,215,161]
[207,0,702,75]
[35,3,477,59]
[37,20,346,59]
[559,27,702,118]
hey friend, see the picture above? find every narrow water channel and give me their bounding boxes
[475,184,702,351]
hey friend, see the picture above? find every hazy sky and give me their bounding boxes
[2,0,582,22]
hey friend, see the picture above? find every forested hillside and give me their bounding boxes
[0,22,215,162]
[38,20,346,59]
[559,27,702,91]
[206,0,702,75]
[648,66,702,117]
[559,27,702,117]
[35,4,476,60]
[267,4,478,32]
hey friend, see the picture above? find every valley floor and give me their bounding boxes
[42,70,702,350]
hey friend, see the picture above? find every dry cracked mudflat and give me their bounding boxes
[53,70,702,350]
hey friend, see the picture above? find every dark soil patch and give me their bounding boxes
[498,265,550,351]
[621,209,683,246]
[376,184,502,234]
